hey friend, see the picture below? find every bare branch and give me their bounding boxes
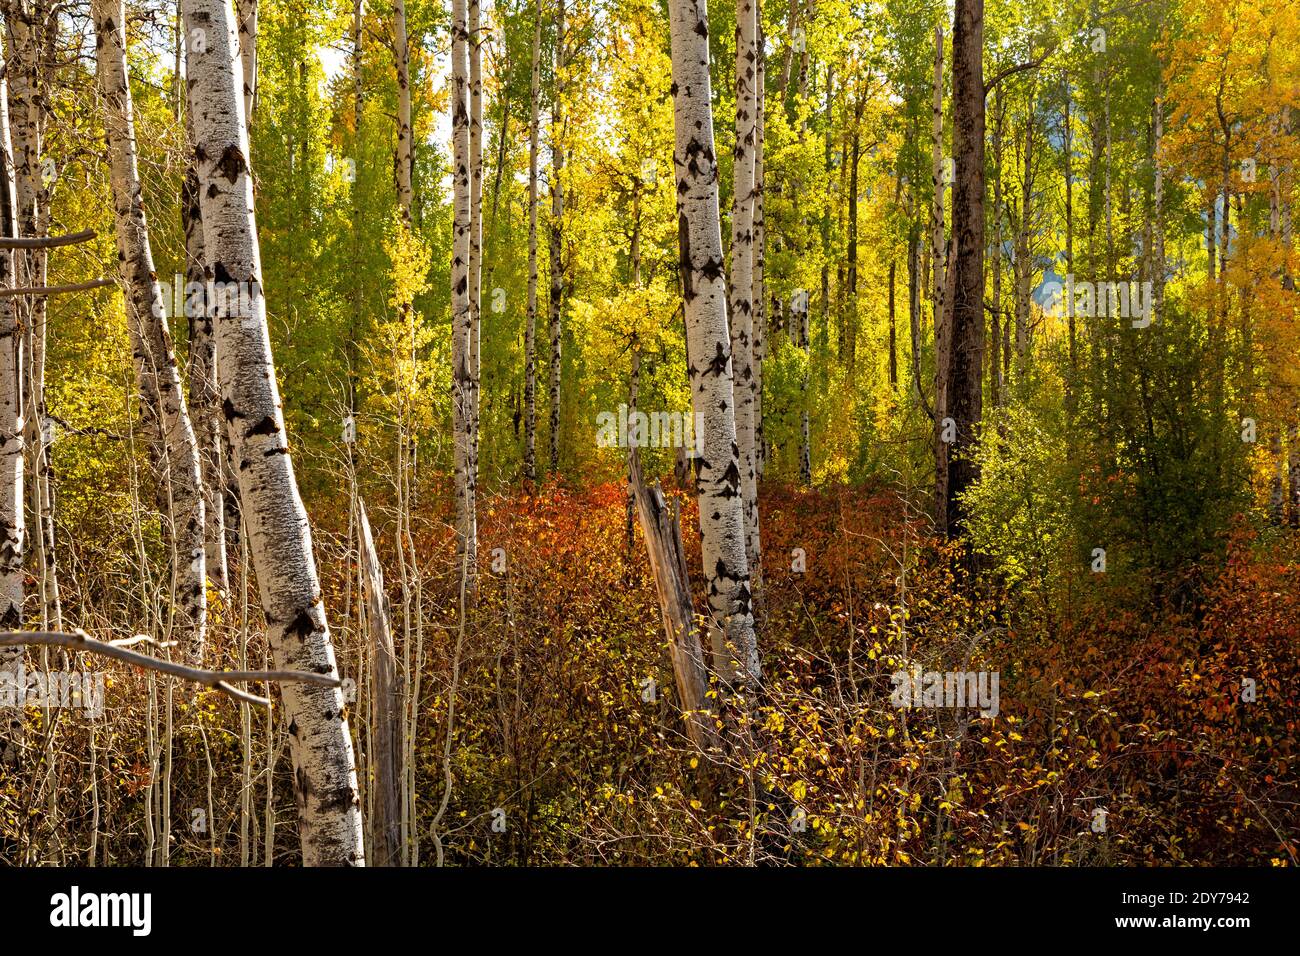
[0,630,341,709]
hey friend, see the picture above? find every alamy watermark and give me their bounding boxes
[1,667,105,719]
[890,666,1000,718]
[1039,274,1153,328]
[596,403,704,456]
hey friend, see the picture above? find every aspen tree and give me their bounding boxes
[666,0,760,687]
[94,0,208,661]
[523,4,541,483]
[182,0,364,864]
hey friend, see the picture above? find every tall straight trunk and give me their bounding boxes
[1152,88,1163,321]
[523,6,541,483]
[990,85,1003,408]
[847,122,861,370]
[5,0,58,629]
[944,0,985,542]
[237,0,258,122]
[451,0,475,587]
[930,24,949,532]
[548,0,566,476]
[752,13,766,478]
[0,58,23,765]
[183,95,228,592]
[1065,76,1077,386]
[729,0,761,597]
[182,0,364,864]
[666,0,760,688]
[95,0,208,661]
[1013,101,1034,369]
[465,0,482,575]
[393,0,413,219]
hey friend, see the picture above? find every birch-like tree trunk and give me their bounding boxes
[751,13,766,478]
[930,24,949,534]
[548,0,566,476]
[183,81,228,592]
[450,0,475,580]
[465,0,482,576]
[393,0,413,218]
[729,0,762,599]
[523,4,541,483]
[0,60,23,765]
[95,0,208,662]
[4,0,59,629]
[182,0,364,865]
[237,0,258,121]
[667,0,759,688]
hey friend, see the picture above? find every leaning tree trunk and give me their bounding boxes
[730,0,762,601]
[94,0,208,662]
[523,4,541,483]
[548,0,566,477]
[0,60,23,765]
[666,0,760,688]
[182,0,364,865]
[450,0,475,584]
[358,500,400,866]
[944,0,985,543]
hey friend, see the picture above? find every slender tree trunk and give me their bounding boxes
[548,0,566,476]
[393,0,413,219]
[944,0,985,543]
[5,0,58,630]
[182,0,364,864]
[183,91,228,593]
[451,0,476,584]
[752,13,766,477]
[930,24,949,532]
[465,0,482,576]
[95,0,208,662]
[666,0,760,688]
[0,58,24,765]
[523,5,540,483]
[237,0,258,122]
[730,0,762,600]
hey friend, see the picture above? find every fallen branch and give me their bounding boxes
[0,229,97,249]
[0,630,341,709]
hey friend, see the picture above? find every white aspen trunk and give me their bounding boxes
[666,0,760,688]
[548,0,565,476]
[451,0,475,580]
[930,24,948,531]
[94,0,208,662]
[393,0,413,218]
[182,108,229,592]
[751,13,766,479]
[0,58,23,765]
[237,0,258,122]
[1152,89,1164,322]
[4,0,58,630]
[466,0,482,576]
[182,0,364,865]
[730,0,762,598]
[523,4,541,483]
